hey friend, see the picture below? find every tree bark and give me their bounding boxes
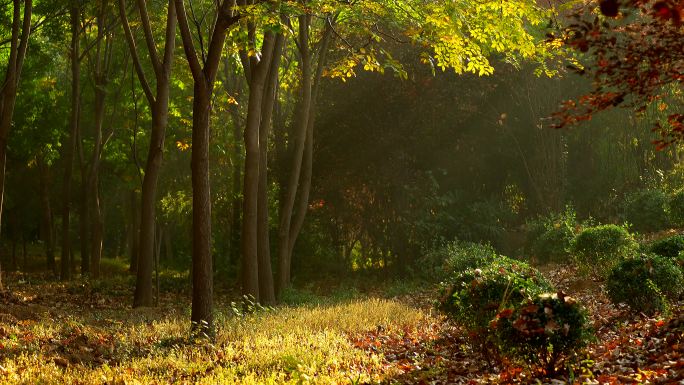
[175,0,239,337]
[277,15,313,293]
[79,141,90,275]
[0,0,32,286]
[256,34,284,305]
[61,2,81,281]
[38,158,56,274]
[275,18,332,294]
[190,80,214,334]
[88,8,113,279]
[120,0,177,307]
[129,189,139,273]
[241,32,276,302]
[222,58,244,271]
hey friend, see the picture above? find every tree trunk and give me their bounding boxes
[276,19,331,294]
[129,189,139,273]
[277,16,313,293]
[175,0,238,337]
[79,164,90,276]
[0,0,32,286]
[89,172,104,278]
[190,81,214,334]
[22,236,26,270]
[119,0,176,307]
[241,32,276,302]
[11,240,17,271]
[38,159,56,274]
[134,111,169,306]
[89,72,107,279]
[256,34,284,305]
[223,58,244,271]
[61,3,81,281]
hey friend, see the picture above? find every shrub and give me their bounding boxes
[440,256,552,348]
[492,293,591,374]
[571,224,639,278]
[419,240,497,282]
[669,190,684,227]
[649,235,684,262]
[606,254,684,314]
[525,206,579,264]
[623,189,670,233]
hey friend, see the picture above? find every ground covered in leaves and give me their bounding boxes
[0,265,682,384]
[353,264,684,384]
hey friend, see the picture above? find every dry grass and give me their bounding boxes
[0,290,430,384]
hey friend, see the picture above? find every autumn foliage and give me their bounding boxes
[554,0,684,147]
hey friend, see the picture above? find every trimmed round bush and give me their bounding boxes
[571,224,638,278]
[442,240,498,276]
[525,207,578,264]
[606,254,684,314]
[649,235,684,262]
[623,189,669,233]
[419,240,497,282]
[493,293,591,373]
[440,256,553,335]
[669,190,684,227]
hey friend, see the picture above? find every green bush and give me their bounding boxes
[492,293,591,373]
[525,206,578,264]
[440,256,553,341]
[571,224,638,278]
[606,254,684,314]
[649,235,684,262]
[419,240,497,282]
[623,189,670,233]
[669,190,684,227]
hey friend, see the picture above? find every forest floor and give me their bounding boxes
[0,263,682,384]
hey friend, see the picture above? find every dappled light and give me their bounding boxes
[1,0,684,383]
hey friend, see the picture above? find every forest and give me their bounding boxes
[1,0,683,383]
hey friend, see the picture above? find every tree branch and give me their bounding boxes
[118,0,155,104]
[175,0,204,80]
[136,0,162,77]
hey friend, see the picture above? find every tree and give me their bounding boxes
[174,0,240,336]
[119,0,177,306]
[554,0,684,148]
[236,5,281,304]
[270,12,332,295]
[61,0,81,281]
[0,0,32,289]
[270,0,556,293]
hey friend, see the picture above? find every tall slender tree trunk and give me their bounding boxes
[38,159,56,274]
[230,126,242,265]
[175,0,239,337]
[89,173,103,277]
[223,59,243,270]
[134,110,170,305]
[119,0,176,307]
[89,71,108,279]
[85,0,113,279]
[256,34,284,305]
[129,189,139,273]
[241,32,276,302]
[61,2,81,281]
[191,81,214,332]
[79,156,90,275]
[276,19,331,294]
[0,0,32,287]
[277,16,312,293]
